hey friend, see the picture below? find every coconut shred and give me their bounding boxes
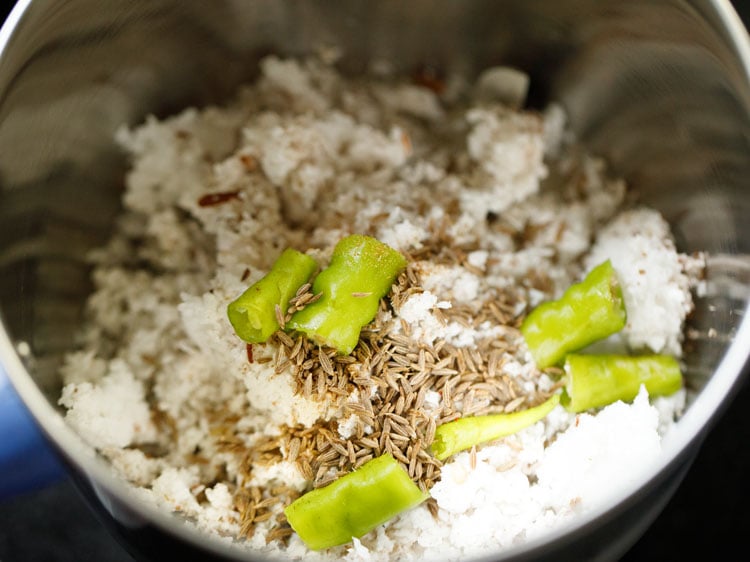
[58,56,704,560]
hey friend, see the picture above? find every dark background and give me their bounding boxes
[1,1,750,561]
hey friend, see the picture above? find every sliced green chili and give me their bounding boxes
[287,234,407,355]
[561,353,683,413]
[521,260,627,369]
[284,453,428,550]
[227,248,317,343]
[430,394,560,461]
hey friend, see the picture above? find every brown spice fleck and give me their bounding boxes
[412,65,447,94]
[197,190,241,207]
[239,154,258,172]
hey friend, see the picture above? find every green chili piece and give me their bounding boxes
[561,353,683,413]
[227,248,317,343]
[287,234,407,355]
[284,453,428,550]
[431,394,560,461]
[521,260,626,369]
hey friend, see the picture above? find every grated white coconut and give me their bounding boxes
[58,56,701,560]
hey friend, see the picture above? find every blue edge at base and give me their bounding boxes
[0,366,64,500]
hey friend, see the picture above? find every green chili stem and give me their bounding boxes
[287,235,407,355]
[227,248,317,343]
[521,260,627,368]
[284,453,428,550]
[561,353,683,413]
[430,394,560,461]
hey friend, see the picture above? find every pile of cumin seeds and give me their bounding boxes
[232,238,556,544]
[274,253,547,474]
